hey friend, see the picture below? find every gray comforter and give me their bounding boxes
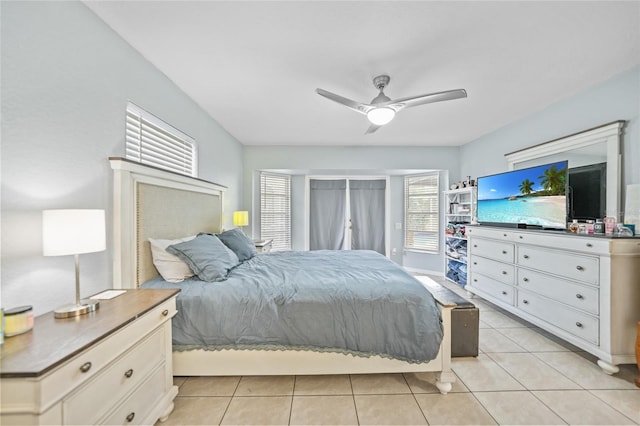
[142,250,443,363]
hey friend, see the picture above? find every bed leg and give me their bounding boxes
[436,370,456,394]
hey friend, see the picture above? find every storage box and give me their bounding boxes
[451,303,479,357]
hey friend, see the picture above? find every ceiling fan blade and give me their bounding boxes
[384,89,467,111]
[365,124,382,134]
[316,88,372,115]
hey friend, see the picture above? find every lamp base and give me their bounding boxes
[54,299,100,319]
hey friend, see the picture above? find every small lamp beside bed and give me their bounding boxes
[42,209,106,319]
[232,210,249,234]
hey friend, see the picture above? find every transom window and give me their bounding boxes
[125,102,197,177]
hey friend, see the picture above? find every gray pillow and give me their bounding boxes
[167,234,239,282]
[217,228,257,262]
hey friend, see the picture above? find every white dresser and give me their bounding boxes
[0,289,180,425]
[466,226,640,374]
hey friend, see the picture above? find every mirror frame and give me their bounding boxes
[505,121,625,218]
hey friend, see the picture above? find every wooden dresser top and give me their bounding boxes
[0,289,180,378]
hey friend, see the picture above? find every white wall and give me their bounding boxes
[243,146,460,271]
[460,66,640,187]
[1,1,244,315]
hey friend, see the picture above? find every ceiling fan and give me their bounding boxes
[316,75,467,134]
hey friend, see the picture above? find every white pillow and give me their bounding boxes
[148,236,196,282]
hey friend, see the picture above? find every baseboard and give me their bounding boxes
[403,266,443,276]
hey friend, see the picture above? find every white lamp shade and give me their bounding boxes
[233,211,249,227]
[43,209,106,256]
[367,107,395,125]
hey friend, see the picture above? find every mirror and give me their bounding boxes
[505,121,624,219]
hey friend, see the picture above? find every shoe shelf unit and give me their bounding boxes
[443,186,477,288]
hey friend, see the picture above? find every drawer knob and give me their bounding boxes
[162,309,169,317]
[576,265,584,271]
[80,362,92,373]
[523,254,530,259]
[473,244,478,248]
[473,262,477,265]
[576,322,583,328]
[519,236,523,239]
[502,250,507,254]
[126,412,135,423]
[501,291,507,295]
[473,279,478,282]
[586,243,593,247]
[576,294,584,300]
[503,233,507,237]
[124,368,134,378]
[523,277,529,282]
[523,300,529,304]
[502,271,507,275]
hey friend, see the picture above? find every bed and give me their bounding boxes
[110,158,455,394]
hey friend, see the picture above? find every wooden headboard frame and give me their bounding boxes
[110,158,226,288]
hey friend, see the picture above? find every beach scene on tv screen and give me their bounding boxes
[477,161,567,228]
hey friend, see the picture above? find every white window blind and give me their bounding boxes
[260,172,291,251]
[404,173,440,252]
[125,102,197,177]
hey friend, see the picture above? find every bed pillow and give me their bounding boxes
[217,228,257,262]
[148,235,196,282]
[167,233,239,282]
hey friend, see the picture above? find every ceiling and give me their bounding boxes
[85,1,640,147]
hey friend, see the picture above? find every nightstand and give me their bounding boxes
[0,289,180,425]
[254,239,273,253]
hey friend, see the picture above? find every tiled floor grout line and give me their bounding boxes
[288,376,296,425]
[347,375,361,426]
[403,373,436,424]
[585,388,638,424]
[218,377,241,425]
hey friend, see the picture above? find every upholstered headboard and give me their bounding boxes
[110,158,226,288]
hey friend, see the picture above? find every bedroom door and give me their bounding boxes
[308,178,387,254]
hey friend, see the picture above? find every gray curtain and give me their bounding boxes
[309,179,346,250]
[350,179,386,254]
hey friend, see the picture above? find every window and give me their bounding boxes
[260,172,291,251]
[125,102,197,177]
[404,173,440,252]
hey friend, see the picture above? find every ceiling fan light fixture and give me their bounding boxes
[367,107,395,125]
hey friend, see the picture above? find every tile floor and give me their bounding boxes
[160,275,639,425]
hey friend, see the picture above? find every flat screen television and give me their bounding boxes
[477,160,568,230]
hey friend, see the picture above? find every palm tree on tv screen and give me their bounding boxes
[519,179,534,196]
[539,165,567,195]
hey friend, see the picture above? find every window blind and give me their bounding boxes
[260,172,291,251]
[125,102,197,177]
[404,173,440,252]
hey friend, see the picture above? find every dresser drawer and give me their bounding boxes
[517,245,599,285]
[512,231,609,254]
[469,255,515,285]
[469,273,514,305]
[517,269,599,315]
[63,327,165,424]
[517,290,599,345]
[467,227,514,241]
[39,298,176,414]
[99,365,166,425]
[470,237,515,263]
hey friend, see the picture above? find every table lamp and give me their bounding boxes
[233,210,249,233]
[43,209,106,319]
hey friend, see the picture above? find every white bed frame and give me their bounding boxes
[110,158,456,394]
